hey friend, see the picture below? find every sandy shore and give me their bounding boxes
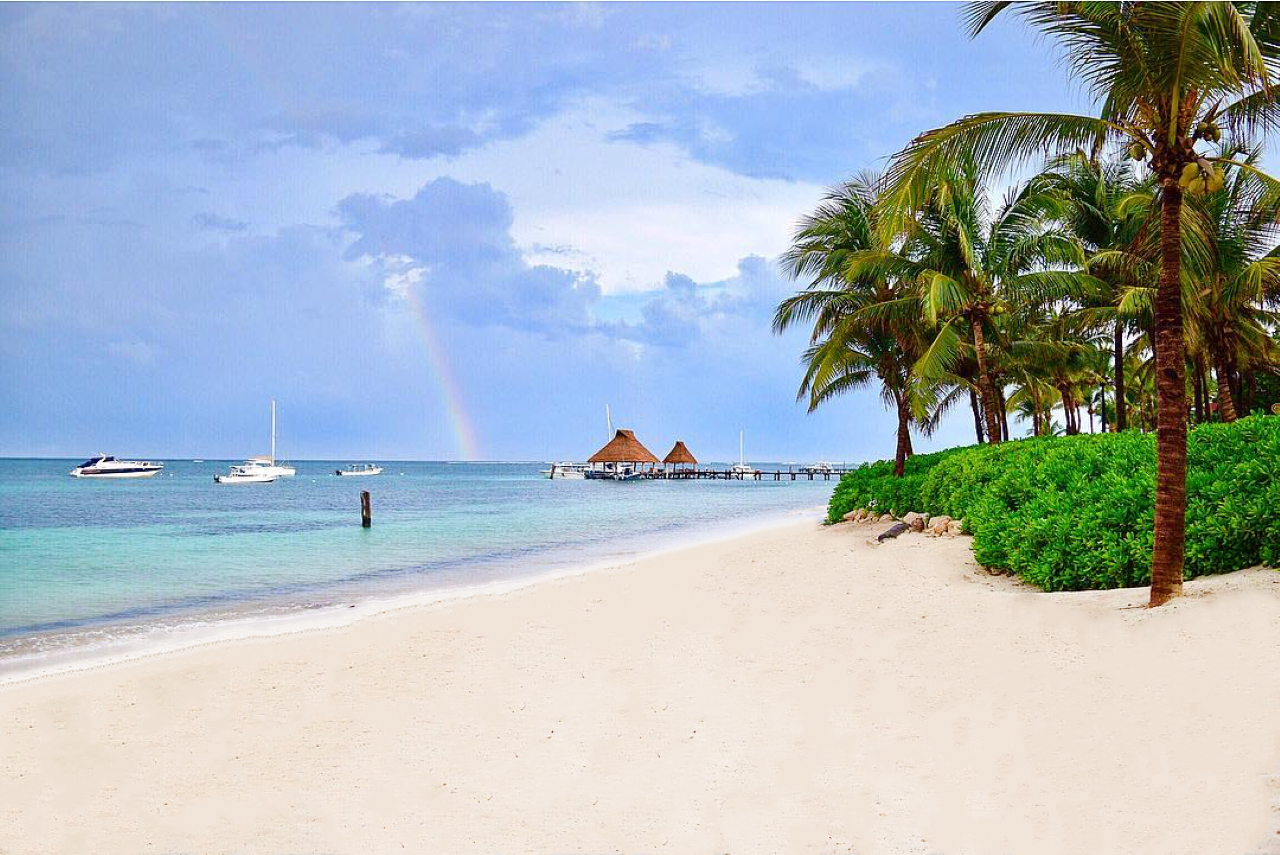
[2,519,1278,854]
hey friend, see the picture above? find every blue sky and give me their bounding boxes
[0,3,1087,461]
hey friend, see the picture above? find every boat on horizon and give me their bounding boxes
[335,463,383,477]
[69,455,164,479]
[727,430,755,477]
[214,460,278,484]
[541,462,587,479]
[216,400,296,483]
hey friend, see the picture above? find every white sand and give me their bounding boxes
[2,519,1278,854]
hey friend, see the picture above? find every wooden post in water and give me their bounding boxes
[360,490,372,528]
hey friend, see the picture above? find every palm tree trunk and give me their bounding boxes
[1213,346,1238,422]
[1192,358,1204,424]
[1059,384,1077,434]
[998,386,1010,441]
[1150,185,1187,608]
[893,393,911,477]
[969,386,985,444]
[1113,320,1127,431]
[972,321,1002,444]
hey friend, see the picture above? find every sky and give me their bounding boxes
[0,2,1090,462]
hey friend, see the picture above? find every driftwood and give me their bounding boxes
[876,522,911,542]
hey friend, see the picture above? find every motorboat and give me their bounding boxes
[69,455,163,479]
[215,459,278,484]
[802,461,837,474]
[540,462,587,480]
[335,463,383,477]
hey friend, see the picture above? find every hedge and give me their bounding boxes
[828,415,1280,591]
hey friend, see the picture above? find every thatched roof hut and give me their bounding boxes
[662,441,698,466]
[589,429,660,464]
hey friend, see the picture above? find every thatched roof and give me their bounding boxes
[663,441,698,465]
[589,429,660,464]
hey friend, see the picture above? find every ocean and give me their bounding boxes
[0,459,835,677]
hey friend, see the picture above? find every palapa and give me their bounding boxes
[588,429,660,464]
[662,441,698,466]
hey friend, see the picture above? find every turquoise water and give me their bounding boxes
[0,459,833,672]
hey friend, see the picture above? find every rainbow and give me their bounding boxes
[402,288,480,461]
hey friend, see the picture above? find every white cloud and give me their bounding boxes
[412,100,826,294]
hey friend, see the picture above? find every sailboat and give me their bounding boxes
[728,430,755,477]
[215,400,297,483]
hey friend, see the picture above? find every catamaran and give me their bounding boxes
[69,455,164,478]
[215,400,296,483]
[214,459,278,484]
[728,430,755,477]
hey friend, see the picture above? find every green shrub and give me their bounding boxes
[827,415,1280,591]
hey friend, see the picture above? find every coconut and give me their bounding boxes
[1179,161,1200,188]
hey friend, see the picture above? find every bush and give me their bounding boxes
[827,415,1280,591]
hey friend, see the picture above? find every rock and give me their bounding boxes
[903,511,925,532]
[879,513,894,523]
[842,510,860,522]
[927,515,952,537]
[947,520,965,537]
[877,522,911,542]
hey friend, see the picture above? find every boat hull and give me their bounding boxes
[335,468,382,477]
[214,474,276,484]
[70,468,162,479]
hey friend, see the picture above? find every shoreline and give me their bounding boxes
[0,504,825,688]
[2,519,1277,853]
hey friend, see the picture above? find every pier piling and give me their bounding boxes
[361,491,372,528]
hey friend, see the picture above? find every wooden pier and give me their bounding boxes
[641,468,850,481]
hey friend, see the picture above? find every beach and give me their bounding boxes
[2,518,1278,854]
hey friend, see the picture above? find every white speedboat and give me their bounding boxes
[335,463,383,477]
[540,462,587,479]
[215,459,278,484]
[70,455,163,479]
[803,461,837,474]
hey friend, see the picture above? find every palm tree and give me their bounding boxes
[1036,153,1154,431]
[1184,140,1280,421]
[775,177,927,476]
[851,160,1098,446]
[878,2,1280,606]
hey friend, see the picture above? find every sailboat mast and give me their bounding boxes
[739,430,743,466]
[606,404,612,440]
[271,399,276,465]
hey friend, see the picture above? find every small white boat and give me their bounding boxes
[727,430,755,477]
[803,461,837,474]
[335,463,383,477]
[218,400,296,482]
[215,459,278,484]
[540,462,587,480]
[70,455,163,479]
